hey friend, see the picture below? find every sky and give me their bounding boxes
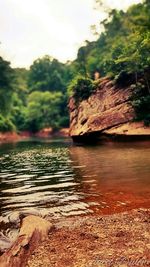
[0,0,142,68]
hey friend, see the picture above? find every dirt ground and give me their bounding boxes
[27,208,150,267]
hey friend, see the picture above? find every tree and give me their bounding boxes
[0,56,14,114]
[26,91,63,132]
[28,56,67,92]
[0,56,16,131]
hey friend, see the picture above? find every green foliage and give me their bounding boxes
[28,56,71,93]
[25,91,63,132]
[0,56,14,115]
[73,0,150,80]
[68,76,96,103]
[0,55,70,132]
[0,114,15,132]
[131,79,150,125]
[10,93,28,131]
[13,68,29,103]
[133,96,150,126]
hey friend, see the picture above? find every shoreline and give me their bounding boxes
[0,123,150,145]
[0,208,149,267]
[0,128,69,144]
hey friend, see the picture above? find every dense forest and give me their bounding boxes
[0,0,150,133]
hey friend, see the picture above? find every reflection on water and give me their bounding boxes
[69,143,150,214]
[0,138,150,252]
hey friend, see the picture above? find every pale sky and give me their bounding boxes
[0,0,142,68]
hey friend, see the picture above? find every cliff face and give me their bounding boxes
[69,78,150,141]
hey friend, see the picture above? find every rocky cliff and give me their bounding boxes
[69,77,150,142]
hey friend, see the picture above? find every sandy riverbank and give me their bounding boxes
[26,209,150,267]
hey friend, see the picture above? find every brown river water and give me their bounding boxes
[0,138,150,252]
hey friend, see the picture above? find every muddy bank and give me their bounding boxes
[34,128,69,138]
[26,209,150,267]
[0,132,21,144]
[0,128,69,144]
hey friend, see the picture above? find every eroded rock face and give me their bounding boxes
[69,78,135,138]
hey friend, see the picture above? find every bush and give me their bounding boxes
[114,71,135,87]
[132,95,150,126]
[57,116,69,128]
[0,115,15,132]
[68,76,96,103]
[11,106,29,131]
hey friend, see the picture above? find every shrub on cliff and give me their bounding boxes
[68,76,96,103]
[132,81,150,126]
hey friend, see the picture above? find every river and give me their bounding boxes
[0,137,150,252]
